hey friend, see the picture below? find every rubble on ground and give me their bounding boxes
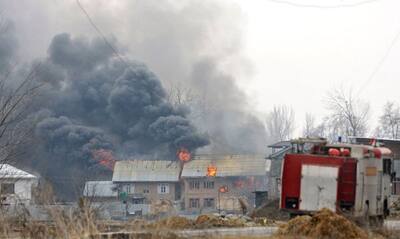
[277,208,368,239]
[149,216,194,230]
[251,199,290,220]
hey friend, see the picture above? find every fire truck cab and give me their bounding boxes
[280,138,392,219]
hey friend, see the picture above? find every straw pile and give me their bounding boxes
[277,208,368,239]
[149,216,194,230]
[195,214,246,228]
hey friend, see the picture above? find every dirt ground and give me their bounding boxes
[250,199,290,220]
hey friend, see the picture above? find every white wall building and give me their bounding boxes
[0,164,38,205]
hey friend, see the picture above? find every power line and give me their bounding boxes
[75,0,132,70]
[267,0,381,9]
[267,0,398,96]
[357,26,400,96]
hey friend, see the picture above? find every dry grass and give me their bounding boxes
[2,197,400,239]
[0,197,100,239]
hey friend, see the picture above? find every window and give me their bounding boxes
[1,183,15,195]
[189,181,200,190]
[204,181,214,189]
[132,198,144,204]
[122,184,134,194]
[189,198,200,208]
[203,198,215,208]
[143,189,150,194]
[158,183,169,194]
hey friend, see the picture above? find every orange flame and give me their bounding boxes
[234,179,245,188]
[219,185,228,193]
[207,165,217,177]
[177,148,191,162]
[92,149,116,170]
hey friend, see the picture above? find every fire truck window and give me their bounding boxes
[383,158,391,175]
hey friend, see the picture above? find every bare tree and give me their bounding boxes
[303,113,316,137]
[0,17,42,165]
[166,82,196,108]
[325,87,370,141]
[302,113,327,138]
[165,82,210,122]
[375,101,400,139]
[0,66,42,165]
[265,105,295,142]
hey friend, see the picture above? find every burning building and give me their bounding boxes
[180,155,268,214]
[111,160,182,215]
[83,153,269,217]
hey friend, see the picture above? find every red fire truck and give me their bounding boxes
[280,138,392,219]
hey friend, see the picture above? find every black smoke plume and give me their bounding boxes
[0,18,17,74]
[23,33,208,199]
[0,0,268,199]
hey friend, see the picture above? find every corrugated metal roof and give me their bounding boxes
[112,160,181,182]
[268,146,292,160]
[83,181,117,197]
[268,141,291,148]
[181,155,268,178]
[350,136,400,143]
[0,164,37,179]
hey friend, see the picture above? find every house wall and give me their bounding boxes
[0,178,38,205]
[121,182,177,202]
[182,177,262,214]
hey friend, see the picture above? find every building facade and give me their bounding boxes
[112,160,181,215]
[0,164,38,205]
[181,155,268,214]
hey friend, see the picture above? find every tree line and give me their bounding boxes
[265,87,398,143]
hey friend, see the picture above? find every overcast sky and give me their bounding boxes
[2,0,400,137]
[238,0,400,135]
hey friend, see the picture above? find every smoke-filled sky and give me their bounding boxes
[1,0,400,138]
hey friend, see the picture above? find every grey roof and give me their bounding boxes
[268,141,291,148]
[0,164,37,179]
[83,181,117,197]
[350,136,400,144]
[112,160,181,182]
[181,155,268,178]
[268,146,292,160]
